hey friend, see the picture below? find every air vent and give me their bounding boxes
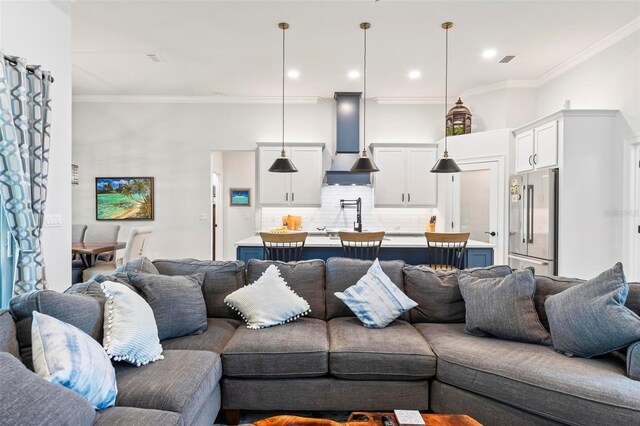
[499,55,516,64]
[146,54,167,63]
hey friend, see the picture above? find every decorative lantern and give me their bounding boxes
[446,98,472,136]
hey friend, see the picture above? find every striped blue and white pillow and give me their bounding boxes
[101,281,164,366]
[335,259,418,328]
[31,311,117,410]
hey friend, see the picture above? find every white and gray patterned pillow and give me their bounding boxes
[334,259,418,328]
[224,265,310,329]
[101,281,164,366]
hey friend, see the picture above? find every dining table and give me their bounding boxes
[72,242,126,268]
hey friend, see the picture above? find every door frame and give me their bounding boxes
[625,136,640,281]
[449,154,507,264]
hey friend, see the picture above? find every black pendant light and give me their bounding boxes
[269,22,298,173]
[431,22,461,174]
[350,22,380,173]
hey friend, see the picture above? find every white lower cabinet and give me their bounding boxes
[372,144,438,207]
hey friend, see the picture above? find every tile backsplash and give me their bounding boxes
[260,185,439,232]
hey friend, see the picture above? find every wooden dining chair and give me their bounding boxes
[260,232,308,262]
[424,232,470,270]
[338,231,385,261]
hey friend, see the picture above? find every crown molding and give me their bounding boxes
[459,80,537,98]
[72,95,321,104]
[537,16,640,87]
[374,97,456,105]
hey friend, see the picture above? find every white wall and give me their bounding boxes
[72,100,444,261]
[1,1,72,291]
[222,151,255,260]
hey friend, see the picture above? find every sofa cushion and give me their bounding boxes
[65,274,139,302]
[328,317,436,380]
[459,269,552,345]
[123,272,208,340]
[94,407,182,426]
[153,259,245,319]
[326,257,406,320]
[222,318,328,378]
[416,323,640,426]
[404,264,512,323]
[247,259,326,320]
[10,290,103,370]
[545,263,640,358]
[162,318,241,353]
[0,352,96,426]
[115,350,221,426]
[0,309,19,358]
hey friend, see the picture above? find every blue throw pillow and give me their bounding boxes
[545,263,640,358]
[31,311,117,410]
[335,259,418,328]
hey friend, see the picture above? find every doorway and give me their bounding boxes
[628,142,640,281]
[450,158,505,263]
[211,172,223,260]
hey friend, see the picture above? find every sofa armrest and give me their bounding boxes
[627,341,640,381]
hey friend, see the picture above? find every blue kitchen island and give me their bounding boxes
[235,234,494,268]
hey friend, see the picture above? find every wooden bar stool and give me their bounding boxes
[338,231,385,261]
[260,232,308,262]
[424,232,470,270]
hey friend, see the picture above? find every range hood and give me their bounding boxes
[325,92,372,185]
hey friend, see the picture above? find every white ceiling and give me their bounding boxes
[72,0,640,98]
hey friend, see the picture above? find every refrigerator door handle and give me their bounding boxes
[522,185,528,244]
[528,185,534,244]
[508,254,549,266]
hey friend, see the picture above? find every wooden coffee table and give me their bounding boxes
[252,412,481,426]
[348,412,482,426]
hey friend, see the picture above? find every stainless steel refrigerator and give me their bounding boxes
[508,168,558,276]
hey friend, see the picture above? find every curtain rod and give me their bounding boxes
[3,55,54,83]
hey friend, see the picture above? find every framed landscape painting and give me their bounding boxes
[230,188,251,206]
[96,177,154,220]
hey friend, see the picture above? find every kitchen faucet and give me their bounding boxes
[340,198,362,232]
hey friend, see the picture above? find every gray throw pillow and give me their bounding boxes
[545,263,640,358]
[123,272,208,340]
[459,268,552,345]
[404,265,513,323]
[115,257,159,274]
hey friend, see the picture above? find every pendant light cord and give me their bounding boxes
[443,26,449,156]
[282,25,286,156]
[362,26,367,156]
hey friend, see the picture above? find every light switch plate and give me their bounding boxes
[44,214,62,227]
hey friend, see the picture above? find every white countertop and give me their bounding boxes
[236,234,494,249]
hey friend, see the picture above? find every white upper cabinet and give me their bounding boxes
[289,146,324,205]
[534,120,558,169]
[372,144,438,207]
[373,147,406,206]
[515,130,535,173]
[514,121,558,173]
[257,144,324,206]
[406,147,438,206]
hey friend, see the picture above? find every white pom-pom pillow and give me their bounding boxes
[101,281,164,366]
[224,265,310,329]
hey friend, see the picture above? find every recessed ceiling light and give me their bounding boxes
[348,70,360,79]
[482,49,497,60]
[287,69,300,79]
[408,70,421,79]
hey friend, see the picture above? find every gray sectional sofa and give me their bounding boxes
[1,257,639,426]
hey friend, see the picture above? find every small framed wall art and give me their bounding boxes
[229,188,251,206]
[96,177,154,220]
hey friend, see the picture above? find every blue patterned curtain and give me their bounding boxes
[0,52,52,297]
